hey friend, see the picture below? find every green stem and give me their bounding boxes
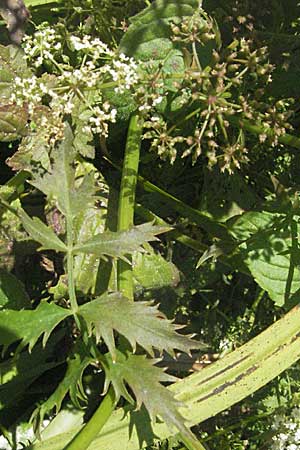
[180,434,208,450]
[104,155,231,241]
[228,116,300,150]
[117,113,144,300]
[63,386,116,450]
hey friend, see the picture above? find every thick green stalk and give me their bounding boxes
[117,113,144,300]
[63,386,116,450]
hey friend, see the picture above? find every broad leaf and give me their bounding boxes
[19,209,67,253]
[229,210,300,306]
[78,292,200,360]
[0,301,71,350]
[0,269,30,310]
[101,351,200,446]
[73,223,170,259]
[34,341,94,425]
[0,104,28,141]
[106,0,208,118]
[7,107,58,172]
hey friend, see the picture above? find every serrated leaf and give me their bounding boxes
[34,341,94,426]
[0,104,28,141]
[229,211,300,306]
[19,209,67,252]
[79,292,201,360]
[101,351,200,446]
[26,302,300,450]
[0,269,30,310]
[0,301,71,350]
[133,250,180,290]
[73,223,170,259]
[31,123,95,219]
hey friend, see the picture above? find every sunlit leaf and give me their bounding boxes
[19,209,67,253]
[73,223,170,259]
[229,210,300,306]
[79,292,201,360]
[0,44,30,100]
[0,301,71,350]
[101,350,200,446]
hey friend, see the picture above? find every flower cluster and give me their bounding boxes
[22,22,63,67]
[271,407,300,450]
[101,53,140,94]
[10,25,142,144]
[82,103,117,138]
[142,28,292,172]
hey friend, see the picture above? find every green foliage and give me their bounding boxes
[0,301,70,350]
[0,0,300,449]
[79,292,200,360]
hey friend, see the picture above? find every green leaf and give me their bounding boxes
[31,123,95,219]
[229,210,300,306]
[34,341,94,426]
[78,292,200,360]
[0,301,71,350]
[73,223,170,259]
[0,104,28,141]
[106,0,206,118]
[26,303,300,450]
[101,350,200,445]
[0,269,30,310]
[19,209,67,253]
[133,249,180,290]
[120,1,197,57]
